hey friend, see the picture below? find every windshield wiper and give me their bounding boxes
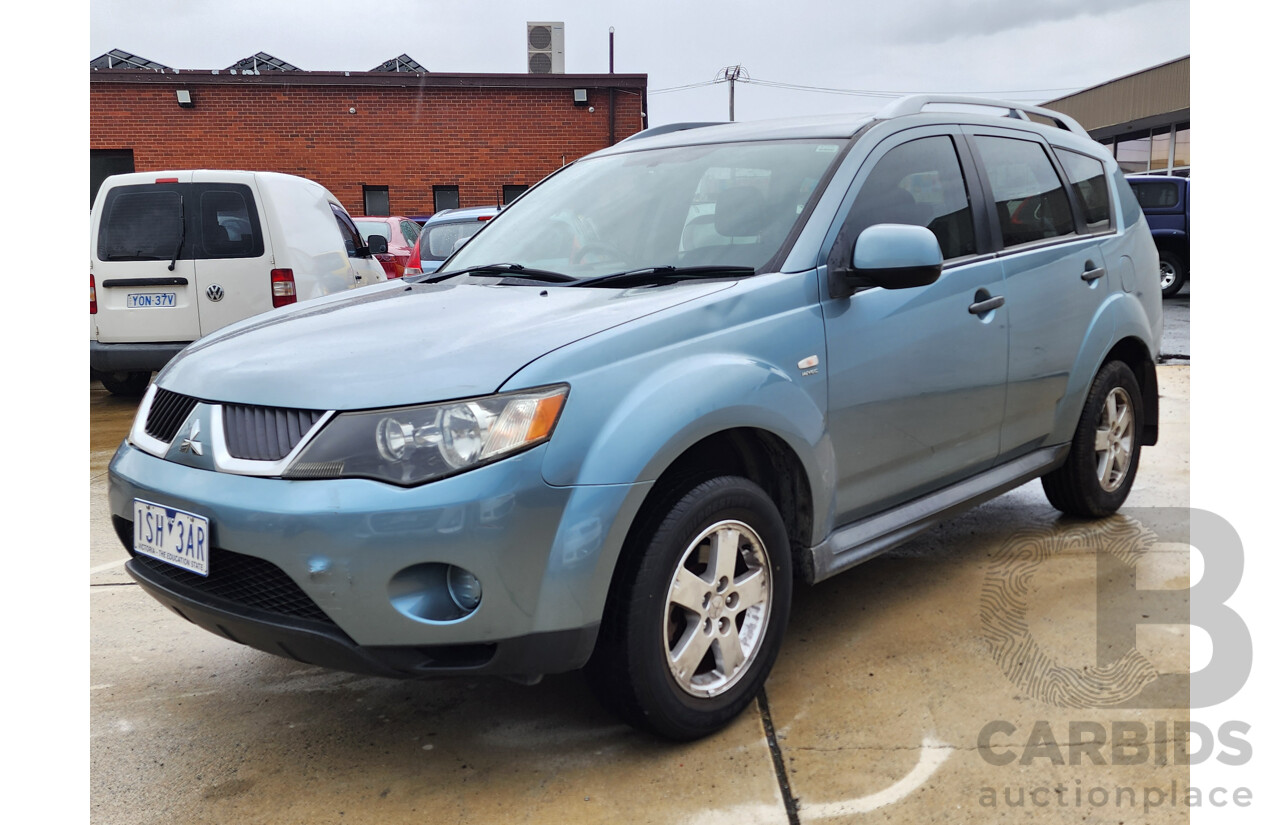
[423,263,576,284]
[572,265,755,288]
[168,195,186,272]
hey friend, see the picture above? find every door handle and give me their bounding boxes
[354,274,364,282]
[1081,264,1106,282]
[969,295,1005,315]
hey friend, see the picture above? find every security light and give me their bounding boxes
[176,90,194,108]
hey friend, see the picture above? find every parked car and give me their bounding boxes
[109,96,1161,740]
[404,206,500,276]
[353,215,421,279]
[91,170,388,395]
[1126,175,1189,298]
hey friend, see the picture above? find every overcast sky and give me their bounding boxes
[88,0,1190,125]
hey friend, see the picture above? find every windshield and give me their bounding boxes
[353,220,393,242]
[441,139,845,280]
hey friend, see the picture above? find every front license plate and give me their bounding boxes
[133,499,210,576]
[127,292,177,308]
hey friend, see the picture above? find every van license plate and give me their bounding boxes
[133,499,210,576]
[127,293,177,308]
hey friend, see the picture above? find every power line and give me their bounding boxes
[649,73,1085,100]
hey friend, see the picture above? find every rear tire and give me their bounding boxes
[1042,360,1143,518]
[1158,250,1186,298]
[586,476,792,740]
[99,371,151,396]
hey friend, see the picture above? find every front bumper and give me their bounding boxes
[91,340,190,373]
[108,440,650,678]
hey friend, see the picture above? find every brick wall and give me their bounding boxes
[90,77,646,216]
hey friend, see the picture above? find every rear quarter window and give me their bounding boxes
[1053,148,1113,232]
[197,186,265,259]
[1129,181,1181,210]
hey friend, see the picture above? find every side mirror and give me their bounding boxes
[365,234,389,256]
[829,224,943,298]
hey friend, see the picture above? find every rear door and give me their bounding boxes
[963,129,1116,457]
[188,176,272,336]
[92,174,200,345]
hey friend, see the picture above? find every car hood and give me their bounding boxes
[158,279,733,409]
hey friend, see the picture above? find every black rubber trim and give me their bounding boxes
[101,277,189,287]
[90,341,190,372]
[124,555,599,679]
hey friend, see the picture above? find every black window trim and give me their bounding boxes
[960,126,1107,255]
[821,125,993,277]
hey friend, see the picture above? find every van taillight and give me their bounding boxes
[271,269,297,308]
[90,274,97,314]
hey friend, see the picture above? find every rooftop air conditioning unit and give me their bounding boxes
[527,22,565,74]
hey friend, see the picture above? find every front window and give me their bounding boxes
[442,139,845,280]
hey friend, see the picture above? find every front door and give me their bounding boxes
[821,128,1009,524]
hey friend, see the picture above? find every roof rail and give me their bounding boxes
[875,94,1090,139]
[620,121,727,142]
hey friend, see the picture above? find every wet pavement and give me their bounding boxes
[90,365,1192,824]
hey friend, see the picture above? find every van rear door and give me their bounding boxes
[92,174,201,345]
[188,176,272,336]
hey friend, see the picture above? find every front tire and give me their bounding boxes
[1042,360,1144,517]
[587,476,792,740]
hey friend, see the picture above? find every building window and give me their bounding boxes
[90,149,135,207]
[1149,128,1171,174]
[1115,134,1153,174]
[1173,123,1190,170]
[502,185,529,205]
[434,185,460,213]
[363,185,390,216]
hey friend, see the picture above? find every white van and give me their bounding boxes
[90,170,388,394]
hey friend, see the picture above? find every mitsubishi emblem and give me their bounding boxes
[179,420,205,456]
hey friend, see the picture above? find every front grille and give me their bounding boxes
[223,404,326,461]
[145,388,198,442]
[117,518,334,625]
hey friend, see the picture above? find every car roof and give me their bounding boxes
[590,94,1096,158]
[423,206,501,225]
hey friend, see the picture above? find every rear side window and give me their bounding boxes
[973,136,1075,248]
[400,220,421,245]
[1053,149,1112,232]
[1114,170,1143,228]
[198,186,264,259]
[98,187,183,261]
[1128,181,1180,209]
[843,135,977,261]
[423,221,485,260]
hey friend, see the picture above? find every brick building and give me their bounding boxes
[90,52,648,216]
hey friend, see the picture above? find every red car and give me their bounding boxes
[353,216,422,279]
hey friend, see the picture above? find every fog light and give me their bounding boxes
[446,566,482,611]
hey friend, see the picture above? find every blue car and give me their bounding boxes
[109,95,1162,740]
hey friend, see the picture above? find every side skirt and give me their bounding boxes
[806,444,1069,583]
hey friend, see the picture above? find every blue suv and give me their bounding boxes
[108,95,1162,740]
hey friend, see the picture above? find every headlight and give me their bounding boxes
[284,385,567,486]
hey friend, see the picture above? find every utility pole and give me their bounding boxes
[716,65,748,121]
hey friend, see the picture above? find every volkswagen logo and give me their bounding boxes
[206,284,225,302]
